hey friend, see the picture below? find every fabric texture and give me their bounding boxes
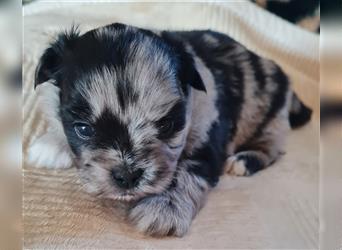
[23,1,319,248]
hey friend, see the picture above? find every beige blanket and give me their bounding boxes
[23,1,319,249]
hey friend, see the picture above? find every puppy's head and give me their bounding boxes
[34,23,205,201]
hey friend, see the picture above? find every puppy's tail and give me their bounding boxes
[289,92,312,129]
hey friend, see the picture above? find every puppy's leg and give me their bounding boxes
[26,82,73,169]
[128,165,209,237]
[226,114,290,176]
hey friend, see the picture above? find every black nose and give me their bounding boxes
[111,168,144,189]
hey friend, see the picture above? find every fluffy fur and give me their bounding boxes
[28,23,312,237]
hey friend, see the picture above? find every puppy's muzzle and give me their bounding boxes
[111,168,144,189]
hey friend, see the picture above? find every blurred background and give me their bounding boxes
[0,0,21,249]
[320,1,342,249]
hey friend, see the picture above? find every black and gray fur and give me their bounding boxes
[28,23,312,237]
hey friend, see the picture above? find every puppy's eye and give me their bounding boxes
[162,120,174,133]
[74,122,95,139]
[157,120,174,139]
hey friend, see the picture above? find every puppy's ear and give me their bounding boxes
[177,51,207,93]
[161,32,206,93]
[34,47,61,88]
[34,27,80,89]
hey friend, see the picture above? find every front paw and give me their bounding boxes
[128,195,193,237]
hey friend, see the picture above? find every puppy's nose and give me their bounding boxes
[111,168,144,189]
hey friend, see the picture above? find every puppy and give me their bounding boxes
[28,23,312,237]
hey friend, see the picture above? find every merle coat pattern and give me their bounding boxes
[28,23,312,236]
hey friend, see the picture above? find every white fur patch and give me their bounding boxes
[225,156,249,176]
[27,132,73,169]
[27,82,74,169]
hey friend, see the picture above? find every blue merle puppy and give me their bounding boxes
[28,23,312,237]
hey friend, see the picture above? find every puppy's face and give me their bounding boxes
[35,24,205,201]
[64,69,187,201]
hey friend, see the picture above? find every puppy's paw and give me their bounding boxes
[225,156,250,176]
[128,195,193,237]
[226,152,267,176]
[27,134,73,169]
